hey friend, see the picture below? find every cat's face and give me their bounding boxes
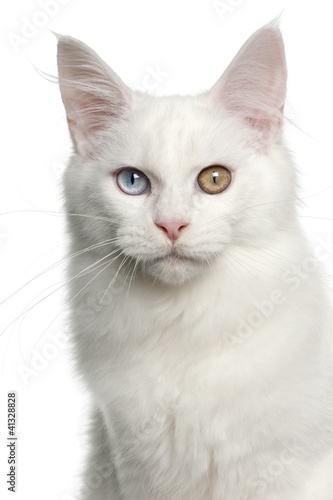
[59,24,295,286]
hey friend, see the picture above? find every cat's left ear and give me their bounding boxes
[57,35,131,157]
[211,22,287,144]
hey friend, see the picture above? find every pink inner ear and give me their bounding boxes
[60,90,104,154]
[243,107,277,133]
[212,24,287,140]
[63,91,114,136]
[57,35,131,156]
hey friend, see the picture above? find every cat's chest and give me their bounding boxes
[94,336,270,453]
[71,275,324,499]
[98,357,304,500]
[101,356,253,488]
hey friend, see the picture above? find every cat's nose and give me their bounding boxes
[155,221,189,243]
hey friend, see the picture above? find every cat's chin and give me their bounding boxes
[143,254,204,286]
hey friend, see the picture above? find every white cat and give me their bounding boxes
[57,22,333,499]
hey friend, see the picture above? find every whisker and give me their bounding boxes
[125,258,139,303]
[224,253,259,299]
[231,251,281,281]
[0,237,121,307]
[22,252,127,383]
[204,196,333,228]
[24,309,67,387]
[1,249,122,339]
[0,209,121,225]
[68,254,123,306]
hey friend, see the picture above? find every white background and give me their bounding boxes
[1,0,333,499]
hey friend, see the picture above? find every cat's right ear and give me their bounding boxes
[57,36,131,157]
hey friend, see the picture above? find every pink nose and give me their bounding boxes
[155,221,189,243]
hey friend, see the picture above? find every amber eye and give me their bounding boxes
[197,165,231,194]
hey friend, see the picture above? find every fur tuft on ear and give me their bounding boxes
[211,22,287,142]
[57,35,131,156]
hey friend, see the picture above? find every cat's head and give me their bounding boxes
[58,23,296,286]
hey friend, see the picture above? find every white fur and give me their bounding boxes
[58,23,333,499]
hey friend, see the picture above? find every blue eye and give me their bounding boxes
[116,168,150,195]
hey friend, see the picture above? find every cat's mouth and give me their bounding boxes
[152,249,197,263]
[142,249,205,285]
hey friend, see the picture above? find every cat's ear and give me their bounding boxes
[57,35,131,156]
[211,23,287,143]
